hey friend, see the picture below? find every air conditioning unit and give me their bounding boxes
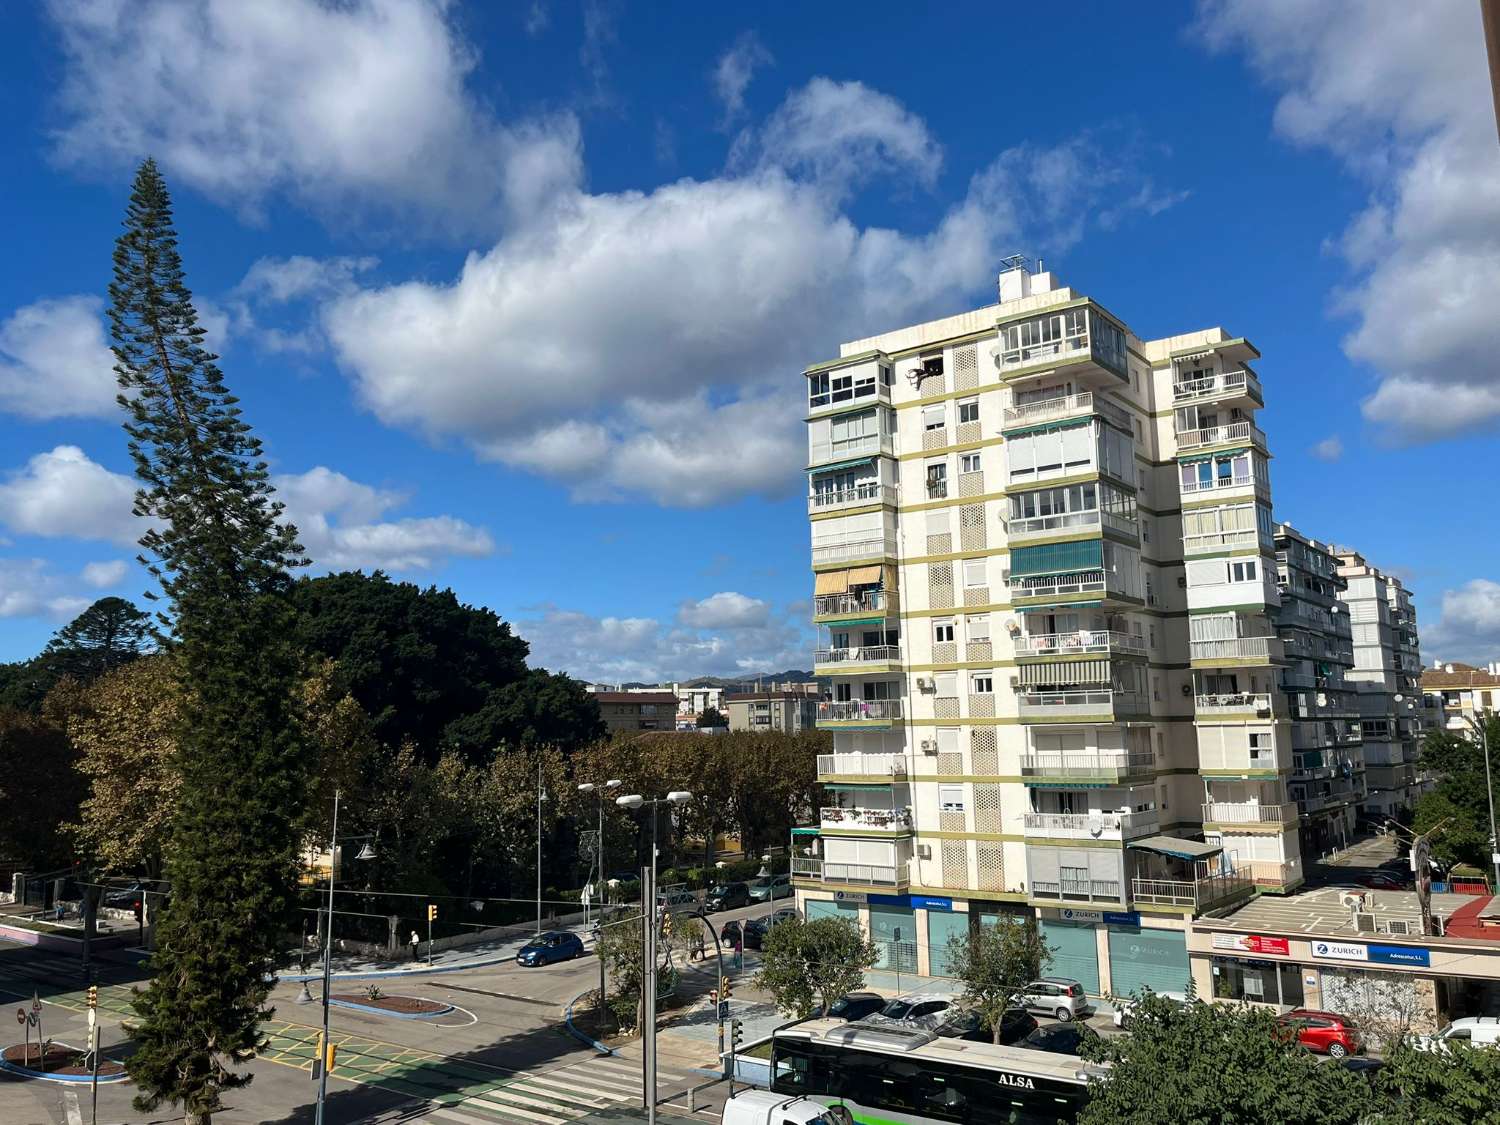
[1177,576,1188,588]
[915,676,933,691]
[1341,889,1369,911]
[920,739,937,755]
[1181,683,1193,696]
[1383,919,1415,936]
[916,844,933,860]
[1354,911,1377,933]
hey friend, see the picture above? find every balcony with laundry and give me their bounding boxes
[817,680,904,729]
[990,303,1130,385]
[814,621,902,676]
[813,564,897,623]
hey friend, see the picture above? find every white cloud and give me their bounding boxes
[0,296,117,420]
[0,446,141,546]
[80,559,130,588]
[0,559,92,621]
[678,591,771,630]
[1424,579,1500,666]
[324,85,1175,506]
[238,255,379,305]
[45,0,583,232]
[1310,435,1344,462]
[714,32,773,123]
[517,601,811,683]
[1198,1,1500,443]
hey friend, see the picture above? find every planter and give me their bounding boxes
[328,993,454,1019]
[0,1042,128,1083]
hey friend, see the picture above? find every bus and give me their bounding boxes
[767,1018,1100,1124]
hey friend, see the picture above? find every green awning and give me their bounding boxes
[823,616,888,626]
[807,456,875,474]
[1023,780,1111,789]
[1011,539,1104,577]
[1015,600,1103,612]
[1001,417,1093,439]
[1128,836,1223,861]
[791,827,821,837]
[824,782,895,791]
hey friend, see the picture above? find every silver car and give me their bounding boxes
[1019,977,1091,1022]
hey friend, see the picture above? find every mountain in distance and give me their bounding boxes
[613,670,822,690]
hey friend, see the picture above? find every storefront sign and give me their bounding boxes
[910,895,953,911]
[1311,939,1431,967]
[868,893,909,907]
[1056,908,1102,924]
[1311,940,1370,963]
[1102,910,1141,927]
[1212,932,1290,956]
[832,890,867,904]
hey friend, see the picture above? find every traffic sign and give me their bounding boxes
[14,1008,22,1025]
[27,1012,37,1027]
[31,996,40,1014]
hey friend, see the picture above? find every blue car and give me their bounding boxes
[516,930,585,966]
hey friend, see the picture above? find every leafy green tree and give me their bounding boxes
[1377,1040,1500,1124]
[0,708,84,867]
[108,158,309,1125]
[696,706,727,729]
[443,668,604,757]
[944,917,1052,1043]
[755,915,879,1018]
[1077,992,1373,1125]
[1413,717,1500,871]
[42,597,152,682]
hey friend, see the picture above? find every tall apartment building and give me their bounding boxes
[1273,525,1364,856]
[1335,548,1429,817]
[792,259,1299,994]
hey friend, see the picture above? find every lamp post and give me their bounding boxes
[616,790,692,1125]
[1463,714,1500,890]
[314,790,375,1125]
[579,779,622,1024]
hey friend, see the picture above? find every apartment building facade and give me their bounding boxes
[793,260,1302,995]
[1422,661,1500,731]
[725,690,819,734]
[1335,548,1430,817]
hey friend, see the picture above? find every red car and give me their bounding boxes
[1275,1009,1361,1057]
[1354,871,1409,890]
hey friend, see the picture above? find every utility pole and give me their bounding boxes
[1466,716,1500,891]
[536,759,546,936]
[641,862,656,1122]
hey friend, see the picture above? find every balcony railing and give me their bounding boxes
[997,333,1091,371]
[1190,636,1284,662]
[1176,421,1267,452]
[1019,751,1156,780]
[1201,802,1295,825]
[1002,390,1130,430]
[808,483,897,513]
[791,857,906,888]
[1009,571,1108,600]
[817,753,907,779]
[1239,860,1300,887]
[818,699,904,723]
[811,536,898,564]
[1195,692,1274,715]
[815,645,901,666]
[820,807,912,831]
[1130,871,1252,908]
[1184,528,1272,555]
[1179,473,1255,495]
[1015,629,1146,658]
[814,589,892,618]
[1023,809,1160,840]
[1007,509,1105,539]
[1031,877,1123,904]
[1172,369,1262,403]
[1018,689,1150,719]
[926,479,949,499]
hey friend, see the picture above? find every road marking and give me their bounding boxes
[64,1089,83,1125]
[509,1073,628,1101]
[460,1093,571,1125]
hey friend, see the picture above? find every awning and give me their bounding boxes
[1018,659,1110,687]
[828,616,886,627]
[807,457,875,475]
[1011,539,1104,578]
[825,782,896,791]
[1017,600,1103,613]
[1001,417,1094,439]
[790,827,821,837]
[847,565,884,586]
[1128,836,1223,861]
[1025,780,1111,789]
[815,570,849,595]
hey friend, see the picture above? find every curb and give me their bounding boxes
[0,1056,130,1085]
[279,950,521,983]
[563,989,615,1056]
[327,996,455,1020]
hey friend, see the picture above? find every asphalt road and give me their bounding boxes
[0,896,782,1124]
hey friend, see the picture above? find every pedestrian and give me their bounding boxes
[410,929,420,962]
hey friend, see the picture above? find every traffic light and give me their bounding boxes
[86,985,98,1010]
[132,900,143,923]
[720,975,731,1001]
[427,904,438,923]
[731,1018,744,1050]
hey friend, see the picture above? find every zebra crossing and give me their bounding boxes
[417,1053,692,1125]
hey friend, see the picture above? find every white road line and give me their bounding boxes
[512,1073,630,1102]
[426,1108,524,1125]
[501,1081,610,1109]
[64,1089,83,1125]
[540,1070,638,1098]
[459,1093,572,1125]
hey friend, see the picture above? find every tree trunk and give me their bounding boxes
[186,1111,210,1125]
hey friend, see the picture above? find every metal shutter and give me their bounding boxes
[1040,920,1100,995]
[1107,927,1190,999]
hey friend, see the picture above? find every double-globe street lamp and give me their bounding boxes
[578,779,623,1022]
[615,790,692,1125]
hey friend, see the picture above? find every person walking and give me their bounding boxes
[409,930,420,962]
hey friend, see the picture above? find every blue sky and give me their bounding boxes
[1,1,1497,678]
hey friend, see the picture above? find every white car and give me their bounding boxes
[1411,1016,1500,1051]
[1112,992,1191,1029]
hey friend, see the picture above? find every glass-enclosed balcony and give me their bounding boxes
[817,752,907,782]
[813,587,896,621]
[1019,749,1155,783]
[808,482,898,514]
[992,306,1128,384]
[1017,688,1150,721]
[810,533,898,566]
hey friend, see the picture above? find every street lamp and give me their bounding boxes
[578,779,622,1025]
[616,790,692,1125]
[1462,714,1500,890]
[314,789,376,1125]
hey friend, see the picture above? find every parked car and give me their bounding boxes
[867,994,951,1028]
[1353,871,1410,890]
[1019,1023,1090,1056]
[721,919,745,947]
[1019,978,1091,1022]
[1411,1016,1500,1051]
[1112,992,1191,1029]
[742,909,798,950]
[706,882,751,912]
[748,874,793,903]
[1335,1056,1385,1082]
[658,888,698,908]
[1274,1009,1362,1058]
[826,992,885,1022]
[103,881,145,909]
[934,1007,1037,1045]
[516,930,585,966]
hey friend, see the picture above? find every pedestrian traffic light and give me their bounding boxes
[132,900,143,923]
[86,985,97,1010]
[720,976,731,1000]
[325,1041,337,1071]
[427,903,437,922]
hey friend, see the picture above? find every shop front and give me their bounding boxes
[1108,925,1191,997]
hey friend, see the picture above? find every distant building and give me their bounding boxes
[1422,661,1500,731]
[591,691,681,734]
[725,690,819,734]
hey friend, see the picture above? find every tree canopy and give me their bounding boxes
[1413,715,1500,871]
[944,916,1052,1043]
[755,915,879,1018]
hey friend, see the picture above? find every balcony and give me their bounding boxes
[1006,508,1139,546]
[1190,636,1284,664]
[791,856,907,888]
[814,645,902,673]
[820,807,912,833]
[817,699,904,727]
[1239,860,1301,888]
[807,378,892,415]
[811,535,898,566]
[1001,390,1131,431]
[925,479,949,500]
[1030,877,1124,905]
[814,589,895,620]
[1009,570,1133,606]
[1201,802,1297,826]
[1179,473,1262,497]
[1183,528,1274,556]
[817,753,908,781]
[1172,369,1263,405]
[1130,872,1253,909]
[1194,692,1275,716]
[1017,688,1150,721]
[1175,421,1268,453]
[808,483,897,514]
[808,431,894,467]
[1019,750,1156,782]
[1022,809,1160,841]
[1015,629,1146,659]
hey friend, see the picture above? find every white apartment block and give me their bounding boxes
[1422,661,1500,732]
[1334,548,1431,818]
[792,259,1314,996]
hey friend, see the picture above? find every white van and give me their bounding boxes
[722,1090,853,1125]
[1412,1016,1500,1051]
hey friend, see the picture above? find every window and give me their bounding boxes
[1211,957,1304,1007]
[1484,691,1494,708]
[939,785,965,811]
[934,671,957,698]
[1148,624,1157,648]
[967,614,990,642]
[923,404,946,431]
[1153,676,1162,702]
[1230,559,1258,583]
[960,451,982,474]
[1142,518,1151,543]
[957,397,979,424]
[962,557,986,587]
[971,671,994,694]
[934,619,955,644]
